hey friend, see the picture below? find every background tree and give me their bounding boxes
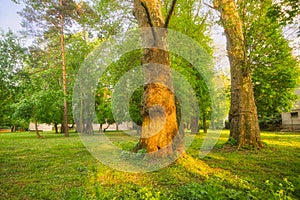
[213,0,263,149]
[12,44,65,137]
[65,32,100,133]
[17,0,88,136]
[246,0,300,128]
[15,0,100,135]
[0,29,27,131]
[212,0,299,148]
[166,0,218,134]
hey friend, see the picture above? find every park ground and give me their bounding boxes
[0,130,299,199]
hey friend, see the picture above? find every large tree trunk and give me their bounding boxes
[133,0,180,157]
[213,0,263,149]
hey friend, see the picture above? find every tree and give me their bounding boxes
[106,50,144,134]
[65,32,100,133]
[17,0,81,137]
[11,29,99,136]
[212,0,299,148]
[133,0,181,157]
[247,0,300,127]
[59,0,69,136]
[213,0,263,149]
[166,0,216,134]
[12,44,66,137]
[0,30,27,130]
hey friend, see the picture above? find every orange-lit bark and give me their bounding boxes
[133,0,183,157]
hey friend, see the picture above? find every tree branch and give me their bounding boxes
[204,2,218,11]
[164,0,177,28]
[141,1,154,28]
[140,1,156,41]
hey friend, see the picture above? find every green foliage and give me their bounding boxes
[97,50,142,126]
[267,0,300,28]
[264,178,295,200]
[13,89,64,125]
[165,0,226,131]
[93,0,132,37]
[175,181,248,200]
[18,0,80,38]
[239,0,300,122]
[174,177,297,200]
[136,187,163,200]
[0,30,27,128]
[227,136,238,146]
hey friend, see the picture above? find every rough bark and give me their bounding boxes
[213,0,263,149]
[133,0,180,157]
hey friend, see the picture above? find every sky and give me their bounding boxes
[0,0,23,33]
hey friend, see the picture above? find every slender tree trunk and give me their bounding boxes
[77,81,84,133]
[99,124,103,132]
[203,115,207,134]
[34,116,42,139]
[190,116,198,134]
[213,0,262,149]
[60,124,64,134]
[60,0,69,137]
[174,98,185,153]
[103,124,110,132]
[133,0,180,157]
[10,126,16,132]
[54,123,59,134]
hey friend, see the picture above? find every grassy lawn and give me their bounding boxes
[0,130,299,199]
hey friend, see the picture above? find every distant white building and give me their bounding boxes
[92,122,134,131]
[281,89,300,131]
[29,123,53,131]
[28,122,133,132]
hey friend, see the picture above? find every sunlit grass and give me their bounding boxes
[0,130,299,199]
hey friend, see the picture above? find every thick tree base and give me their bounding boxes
[227,136,263,150]
[133,132,185,158]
